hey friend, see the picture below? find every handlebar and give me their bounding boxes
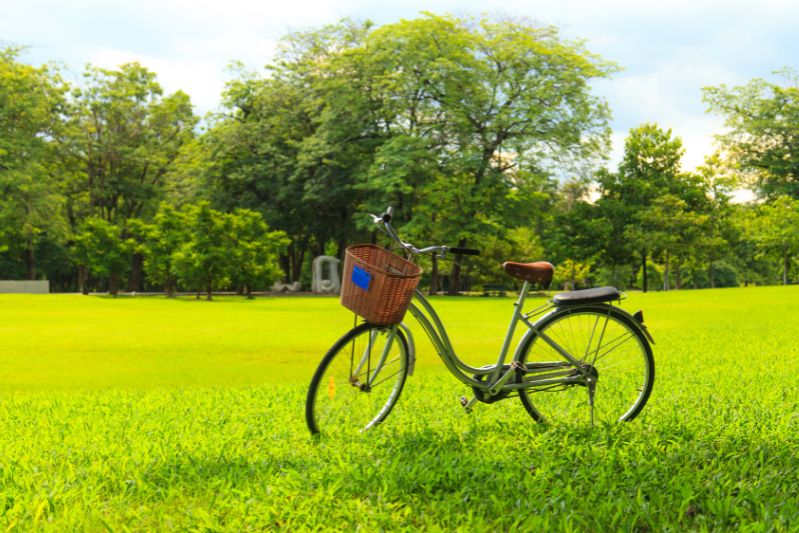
[372,207,481,258]
[449,247,480,256]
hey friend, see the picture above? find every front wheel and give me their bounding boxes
[518,305,654,425]
[306,323,410,436]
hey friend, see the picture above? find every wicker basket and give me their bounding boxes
[340,244,423,326]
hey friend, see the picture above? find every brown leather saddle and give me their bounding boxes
[501,261,554,288]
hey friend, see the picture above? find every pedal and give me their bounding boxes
[460,396,476,413]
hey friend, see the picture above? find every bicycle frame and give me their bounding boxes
[306,208,655,435]
[401,280,598,398]
[365,207,639,403]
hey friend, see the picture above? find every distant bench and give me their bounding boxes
[0,281,50,294]
[482,284,506,297]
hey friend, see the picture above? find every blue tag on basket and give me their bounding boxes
[351,265,372,291]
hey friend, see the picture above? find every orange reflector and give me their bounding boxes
[328,376,336,400]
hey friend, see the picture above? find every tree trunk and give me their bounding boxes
[128,253,144,292]
[709,261,715,289]
[279,253,290,283]
[312,238,325,259]
[784,249,790,285]
[447,258,462,296]
[109,273,119,297]
[663,250,670,291]
[289,241,307,284]
[611,265,619,288]
[641,249,648,293]
[570,261,576,291]
[78,265,89,295]
[429,254,439,296]
[25,240,36,280]
[165,280,176,298]
[675,261,682,290]
[206,282,213,300]
[246,285,254,299]
[447,239,467,296]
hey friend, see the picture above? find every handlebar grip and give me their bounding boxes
[450,247,480,256]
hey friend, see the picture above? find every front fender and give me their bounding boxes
[399,322,416,375]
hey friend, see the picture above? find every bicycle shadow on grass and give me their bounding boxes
[129,411,799,531]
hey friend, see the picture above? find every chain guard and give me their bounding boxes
[472,364,514,404]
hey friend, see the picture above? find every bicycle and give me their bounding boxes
[305,208,655,436]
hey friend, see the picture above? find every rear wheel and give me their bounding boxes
[518,305,654,424]
[306,323,409,436]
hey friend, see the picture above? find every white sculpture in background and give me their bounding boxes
[312,255,341,294]
[271,280,301,293]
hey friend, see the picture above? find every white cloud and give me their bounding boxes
[596,57,745,171]
[88,49,231,115]
[6,0,799,169]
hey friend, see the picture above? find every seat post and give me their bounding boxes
[493,281,531,379]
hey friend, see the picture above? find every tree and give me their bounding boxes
[229,209,288,298]
[638,194,708,290]
[132,203,188,297]
[359,15,616,294]
[597,123,687,291]
[544,179,603,286]
[694,154,739,288]
[203,23,375,285]
[68,62,198,223]
[704,69,799,200]
[0,47,69,280]
[64,62,197,291]
[745,196,799,285]
[172,203,234,300]
[205,15,614,292]
[72,218,133,296]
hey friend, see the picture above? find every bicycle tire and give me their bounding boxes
[306,323,410,436]
[517,304,654,424]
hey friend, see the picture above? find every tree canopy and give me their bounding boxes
[2,18,799,295]
[704,70,799,199]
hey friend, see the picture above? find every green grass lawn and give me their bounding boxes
[1,287,799,529]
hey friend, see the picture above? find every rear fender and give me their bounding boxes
[633,310,655,345]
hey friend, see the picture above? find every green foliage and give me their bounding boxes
[205,14,615,292]
[5,29,799,294]
[704,69,799,199]
[742,195,799,284]
[66,62,198,223]
[172,202,235,299]
[167,203,288,299]
[0,47,69,279]
[228,208,289,297]
[72,217,134,295]
[132,203,187,296]
[597,124,713,291]
[553,259,593,290]
[458,227,545,289]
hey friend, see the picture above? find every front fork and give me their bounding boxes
[351,323,417,391]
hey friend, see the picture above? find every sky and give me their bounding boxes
[3,0,799,173]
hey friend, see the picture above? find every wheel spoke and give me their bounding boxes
[306,325,409,436]
[519,307,654,425]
